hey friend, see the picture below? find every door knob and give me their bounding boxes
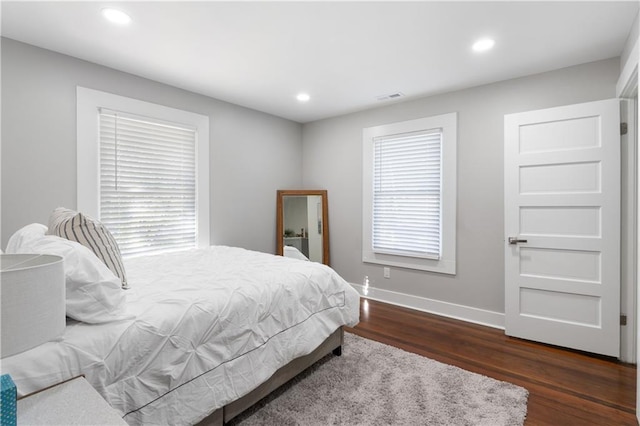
[508,237,528,245]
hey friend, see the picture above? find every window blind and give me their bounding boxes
[373,129,442,259]
[99,109,197,257]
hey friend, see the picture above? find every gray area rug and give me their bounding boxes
[231,332,528,425]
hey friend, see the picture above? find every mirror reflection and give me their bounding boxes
[277,190,329,265]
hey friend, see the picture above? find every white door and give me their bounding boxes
[504,99,620,357]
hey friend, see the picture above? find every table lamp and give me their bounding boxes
[1,254,65,358]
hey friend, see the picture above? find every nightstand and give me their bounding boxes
[17,376,126,425]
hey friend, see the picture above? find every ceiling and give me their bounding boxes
[1,1,638,123]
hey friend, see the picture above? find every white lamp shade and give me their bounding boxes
[1,254,66,358]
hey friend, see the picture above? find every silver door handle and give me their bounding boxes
[508,237,528,245]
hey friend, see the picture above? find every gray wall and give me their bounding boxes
[620,11,639,73]
[302,58,620,314]
[283,196,308,236]
[0,37,623,315]
[1,38,303,252]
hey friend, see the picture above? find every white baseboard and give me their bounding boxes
[350,283,505,330]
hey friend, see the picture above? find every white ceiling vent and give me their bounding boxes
[376,92,405,101]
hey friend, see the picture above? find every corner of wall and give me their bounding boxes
[618,11,639,97]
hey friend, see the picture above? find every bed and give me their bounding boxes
[3,224,360,425]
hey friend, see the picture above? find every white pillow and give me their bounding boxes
[6,225,130,324]
[284,245,310,261]
[5,223,48,253]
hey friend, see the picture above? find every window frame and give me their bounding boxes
[362,112,457,274]
[76,87,210,252]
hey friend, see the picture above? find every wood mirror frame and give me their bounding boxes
[276,189,330,265]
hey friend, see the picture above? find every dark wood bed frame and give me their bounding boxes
[196,327,344,426]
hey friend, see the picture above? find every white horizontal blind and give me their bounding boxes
[99,109,197,257]
[373,129,442,259]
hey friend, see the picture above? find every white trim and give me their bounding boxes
[76,87,210,248]
[350,282,504,330]
[617,35,638,98]
[635,93,640,421]
[621,98,637,364]
[362,112,457,274]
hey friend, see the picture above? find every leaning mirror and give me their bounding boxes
[276,190,329,265]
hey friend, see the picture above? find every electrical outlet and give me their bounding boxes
[383,267,390,279]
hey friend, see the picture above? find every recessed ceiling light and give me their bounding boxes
[472,38,495,53]
[296,93,311,102]
[101,8,131,25]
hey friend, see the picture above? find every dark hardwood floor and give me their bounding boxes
[346,298,637,425]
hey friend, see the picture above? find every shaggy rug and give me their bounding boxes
[230,332,528,425]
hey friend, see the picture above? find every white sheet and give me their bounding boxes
[2,246,360,425]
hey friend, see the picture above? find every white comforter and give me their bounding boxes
[3,246,360,425]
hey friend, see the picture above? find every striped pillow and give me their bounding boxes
[48,208,129,289]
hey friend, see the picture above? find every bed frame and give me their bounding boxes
[196,327,344,426]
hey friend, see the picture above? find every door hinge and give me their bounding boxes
[621,122,628,135]
[620,314,627,326]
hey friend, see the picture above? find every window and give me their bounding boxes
[77,87,209,257]
[362,113,456,274]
